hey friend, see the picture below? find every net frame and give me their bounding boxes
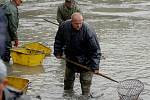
[117,79,144,100]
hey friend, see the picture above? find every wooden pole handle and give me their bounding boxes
[61,57,118,83]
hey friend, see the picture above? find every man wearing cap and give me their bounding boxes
[0,0,24,62]
[0,59,31,100]
[57,0,81,25]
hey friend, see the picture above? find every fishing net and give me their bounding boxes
[117,79,144,100]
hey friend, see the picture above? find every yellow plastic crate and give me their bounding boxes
[7,76,29,93]
[23,42,51,56]
[11,48,45,66]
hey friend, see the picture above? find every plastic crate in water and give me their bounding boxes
[11,48,45,66]
[23,42,51,56]
[7,76,29,93]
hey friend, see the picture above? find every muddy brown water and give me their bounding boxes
[7,0,150,99]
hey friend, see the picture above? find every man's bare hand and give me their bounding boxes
[94,69,99,74]
[14,40,19,47]
[56,55,62,59]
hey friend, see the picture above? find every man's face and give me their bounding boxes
[71,18,83,30]
[14,0,22,6]
[65,1,74,8]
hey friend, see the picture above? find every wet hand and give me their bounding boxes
[56,55,62,59]
[12,40,19,47]
[14,40,19,47]
[94,69,99,74]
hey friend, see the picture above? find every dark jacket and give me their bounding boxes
[54,20,101,70]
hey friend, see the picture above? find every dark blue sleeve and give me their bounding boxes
[85,27,101,70]
[54,24,64,57]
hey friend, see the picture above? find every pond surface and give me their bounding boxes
[8,0,150,99]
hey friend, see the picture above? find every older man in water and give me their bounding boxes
[54,12,101,97]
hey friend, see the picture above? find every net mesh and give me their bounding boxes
[117,79,144,100]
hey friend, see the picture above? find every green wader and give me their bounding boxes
[64,62,93,96]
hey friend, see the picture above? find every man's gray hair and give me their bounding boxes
[71,12,83,20]
[0,59,7,82]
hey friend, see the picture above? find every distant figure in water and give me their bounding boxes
[56,0,81,25]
